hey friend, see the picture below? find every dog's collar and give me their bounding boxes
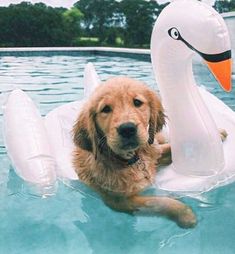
[96,136,140,166]
[111,152,140,166]
[126,154,140,165]
[98,146,140,166]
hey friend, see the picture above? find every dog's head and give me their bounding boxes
[73,77,165,159]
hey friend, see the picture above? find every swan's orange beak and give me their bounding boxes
[201,49,232,92]
[205,58,232,92]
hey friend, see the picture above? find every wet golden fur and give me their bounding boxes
[73,77,196,228]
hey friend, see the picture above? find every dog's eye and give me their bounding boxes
[133,99,143,107]
[101,105,112,113]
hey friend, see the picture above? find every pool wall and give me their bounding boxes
[222,12,235,51]
[222,12,235,71]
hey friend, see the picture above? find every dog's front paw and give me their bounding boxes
[176,206,197,229]
[157,143,172,166]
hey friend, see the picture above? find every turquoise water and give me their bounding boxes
[1,54,235,254]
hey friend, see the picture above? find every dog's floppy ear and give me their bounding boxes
[73,102,102,159]
[73,107,93,152]
[147,90,166,145]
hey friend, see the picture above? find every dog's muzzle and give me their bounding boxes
[117,122,139,150]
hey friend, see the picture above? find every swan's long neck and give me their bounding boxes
[156,55,196,112]
[152,44,225,176]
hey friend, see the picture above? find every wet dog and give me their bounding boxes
[73,77,196,228]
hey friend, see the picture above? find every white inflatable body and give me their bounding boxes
[3,0,235,196]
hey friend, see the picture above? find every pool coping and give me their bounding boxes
[0,47,150,54]
[0,47,152,61]
[222,11,235,19]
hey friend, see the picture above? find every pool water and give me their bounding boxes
[1,54,235,254]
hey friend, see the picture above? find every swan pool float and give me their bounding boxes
[3,0,235,197]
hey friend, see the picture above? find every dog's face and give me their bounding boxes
[73,77,165,159]
[95,80,153,157]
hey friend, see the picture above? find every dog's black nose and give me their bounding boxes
[117,122,137,138]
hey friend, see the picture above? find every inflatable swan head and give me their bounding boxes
[151,0,232,176]
[152,0,232,91]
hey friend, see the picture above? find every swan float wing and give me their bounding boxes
[44,62,101,180]
[3,89,57,196]
[3,63,101,192]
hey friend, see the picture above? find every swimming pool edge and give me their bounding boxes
[0,47,151,62]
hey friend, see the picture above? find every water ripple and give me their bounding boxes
[40,100,74,105]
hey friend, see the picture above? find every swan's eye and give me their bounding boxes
[168,27,180,40]
[101,105,112,113]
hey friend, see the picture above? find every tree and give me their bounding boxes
[0,2,86,47]
[119,0,166,47]
[214,0,235,13]
[63,7,84,45]
[6,0,235,48]
[74,0,122,43]
[0,2,69,46]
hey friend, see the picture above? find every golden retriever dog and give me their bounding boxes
[73,77,196,228]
